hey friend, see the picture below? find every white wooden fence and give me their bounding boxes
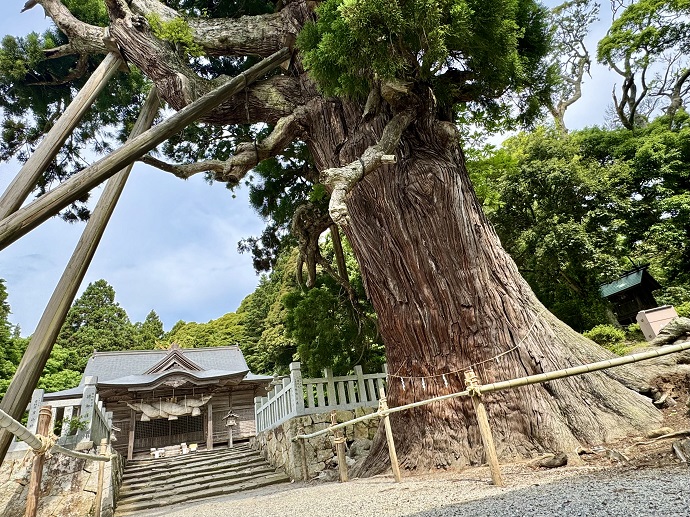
[8,376,112,455]
[254,362,387,433]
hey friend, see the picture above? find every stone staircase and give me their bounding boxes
[115,444,290,515]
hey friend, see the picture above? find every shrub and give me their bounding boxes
[583,324,627,355]
[675,302,690,318]
[625,323,644,342]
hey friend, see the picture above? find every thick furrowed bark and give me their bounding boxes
[336,122,661,474]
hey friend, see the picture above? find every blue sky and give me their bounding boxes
[0,1,614,335]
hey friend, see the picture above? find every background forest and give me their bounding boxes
[2,0,690,398]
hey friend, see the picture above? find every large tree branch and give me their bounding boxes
[140,108,305,182]
[102,0,307,125]
[130,0,310,57]
[33,0,108,56]
[323,109,416,227]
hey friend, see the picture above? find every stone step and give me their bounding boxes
[118,464,278,503]
[125,443,253,468]
[120,458,273,495]
[115,472,290,515]
[122,446,256,478]
[116,445,290,515]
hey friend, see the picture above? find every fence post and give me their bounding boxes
[289,362,305,416]
[25,405,52,517]
[354,365,367,403]
[254,397,263,433]
[464,369,504,487]
[378,386,401,482]
[330,410,349,482]
[324,368,336,406]
[77,377,97,445]
[26,390,45,436]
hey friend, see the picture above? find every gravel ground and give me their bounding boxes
[142,464,689,517]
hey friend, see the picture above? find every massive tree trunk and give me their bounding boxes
[305,99,661,472]
[20,0,663,473]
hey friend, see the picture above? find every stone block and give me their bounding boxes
[307,461,326,476]
[311,412,330,424]
[317,448,334,463]
[354,406,375,418]
[335,410,354,423]
[354,422,369,440]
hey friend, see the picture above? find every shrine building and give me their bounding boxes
[43,343,273,460]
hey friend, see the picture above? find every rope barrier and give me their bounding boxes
[0,408,111,462]
[294,339,690,442]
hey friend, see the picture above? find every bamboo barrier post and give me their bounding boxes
[0,53,122,220]
[464,369,504,487]
[25,406,52,517]
[378,386,402,482]
[0,89,160,465]
[330,411,348,482]
[0,47,290,250]
[93,437,108,517]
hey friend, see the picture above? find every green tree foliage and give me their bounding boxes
[298,0,554,124]
[163,312,247,349]
[0,280,21,399]
[56,279,136,369]
[283,237,385,377]
[469,112,690,330]
[37,343,82,393]
[133,310,165,349]
[473,126,624,330]
[597,0,690,128]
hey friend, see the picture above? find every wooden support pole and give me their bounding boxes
[0,53,122,220]
[465,369,504,487]
[330,411,348,482]
[378,386,401,482]
[0,90,160,465]
[93,438,108,517]
[24,406,52,517]
[0,47,290,250]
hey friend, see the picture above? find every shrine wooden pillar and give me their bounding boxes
[206,400,213,451]
[127,409,136,461]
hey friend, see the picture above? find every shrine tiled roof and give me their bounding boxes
[43,345,273,399]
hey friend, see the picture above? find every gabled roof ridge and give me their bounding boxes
[144,348,205,374]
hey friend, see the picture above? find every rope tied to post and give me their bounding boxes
[34,433,58,457]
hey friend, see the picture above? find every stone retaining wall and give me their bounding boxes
[0,448,124,517]
[250,407,381,480]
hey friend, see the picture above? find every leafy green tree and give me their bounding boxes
[163,312,247,349]
[546,0,600,133]
[0,280,21,399]
[470,114,690,329]
[56,279,136,369]
[481,126,626,330]
[597,0,690,128]
[37,344,82,393]
[133,310,165,349]
[283,236,385,377]
[2,0,662,473]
